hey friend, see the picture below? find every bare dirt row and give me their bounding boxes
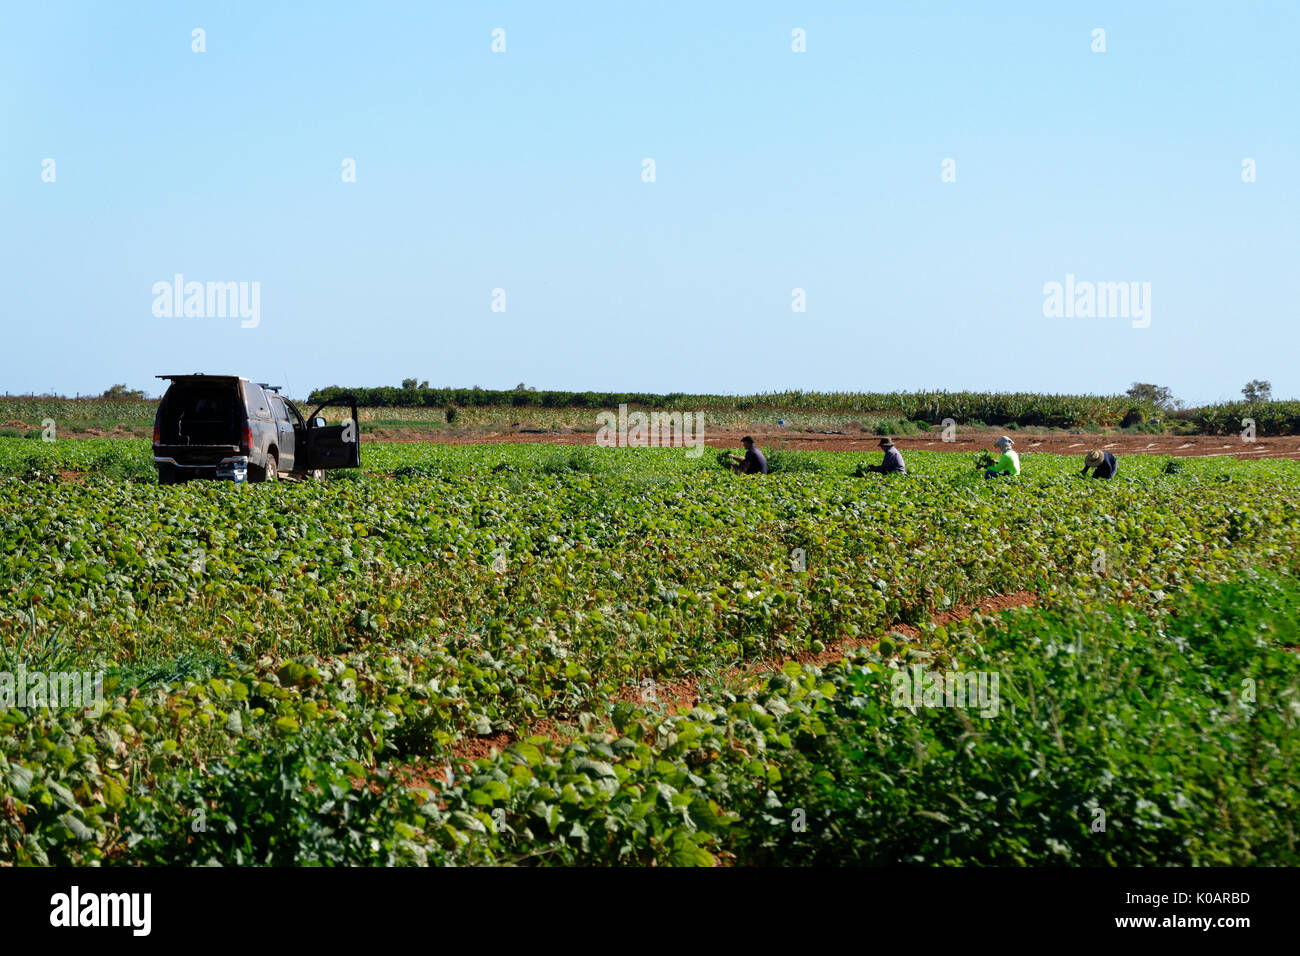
[377,427,1300,461]
[409,590,1038,787]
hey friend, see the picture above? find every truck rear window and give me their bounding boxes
[160,383,242,445]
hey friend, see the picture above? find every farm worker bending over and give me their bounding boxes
[1082,449,1117,479]
[862,437,906,474]
[984,436,1020,478]
[728,436,768,474]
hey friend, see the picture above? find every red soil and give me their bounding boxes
[404,590,1038,787]
[374,428,1300,461]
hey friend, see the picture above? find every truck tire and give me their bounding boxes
[252,451,278,483]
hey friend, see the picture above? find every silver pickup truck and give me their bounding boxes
[151,373,360,484]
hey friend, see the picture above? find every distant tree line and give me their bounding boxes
[298,380,1297,433]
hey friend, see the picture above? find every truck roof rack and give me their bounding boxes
[257,383,282,392]
[155,373,245,381]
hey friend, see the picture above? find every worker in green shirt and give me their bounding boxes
[984,436,1020,478]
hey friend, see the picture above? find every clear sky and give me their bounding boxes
[2,1,1296,404]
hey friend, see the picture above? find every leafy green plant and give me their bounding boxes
[0,609,77,673]
[765,450,826,473]
[126,730,435,866]
[18,453,60,483]
[873,418,926,436]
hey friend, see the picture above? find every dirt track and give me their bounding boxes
[376,428,1300,461]
[418,590,1039,773]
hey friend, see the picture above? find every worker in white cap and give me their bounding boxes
[984,436,1020,478]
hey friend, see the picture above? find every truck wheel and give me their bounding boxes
[253,452,278,483]
[157,465,179,485]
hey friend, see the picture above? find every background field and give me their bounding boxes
[4,390,1300,440]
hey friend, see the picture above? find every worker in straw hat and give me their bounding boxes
[984,436,1020,478]
[1081,448,1117,479]
[862,437,906,474]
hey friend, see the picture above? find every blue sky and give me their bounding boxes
[2,1,1296,404]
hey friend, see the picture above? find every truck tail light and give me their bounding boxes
[152,420,161,444]
[241,422,252,453]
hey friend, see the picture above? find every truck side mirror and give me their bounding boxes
[313,417,327,428]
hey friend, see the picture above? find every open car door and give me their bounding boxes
[303,395,361,470]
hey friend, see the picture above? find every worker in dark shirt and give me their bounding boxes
[1082,449,1117,479]
[863,437,906,474]
[728,436,768,474]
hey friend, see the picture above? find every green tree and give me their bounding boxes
[101,384,146,400]
[1242,379,1272,402]
[1126,383,1177,411]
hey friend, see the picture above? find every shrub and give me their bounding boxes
[19,454,59,483]
[873,418,923,437]
[539,448,605,474]
[126,731,433,866]
[393,464,440,479]
[1124,419,1165,434]
[766,450,826,473]
[85,450,154,482]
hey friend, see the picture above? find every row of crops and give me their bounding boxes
[6,392,1299,433]
[1,439,1298,864]
[0,397,157,425]
[303,387,1157,427]
[1185,399,1300,436]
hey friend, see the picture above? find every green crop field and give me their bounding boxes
[1,438,1298,865]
